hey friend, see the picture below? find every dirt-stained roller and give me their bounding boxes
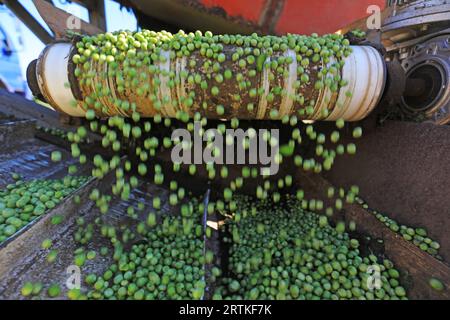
[28,31,386,121]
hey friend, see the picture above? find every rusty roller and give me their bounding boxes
[28,37,386,121]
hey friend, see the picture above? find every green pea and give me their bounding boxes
[47,250,58,263]
[336,119,345,129]
[352,127,363,139]
[41,239,53,250]
[51,151,62,162]
[47,284,61,298]
[51,215,64,225]
[211,86,219,96]
[429,278,444,291]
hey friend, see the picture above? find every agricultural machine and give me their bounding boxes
[0,0,448,301]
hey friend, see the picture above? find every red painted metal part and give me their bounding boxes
[200,0,386,34]
[201,0,266,23]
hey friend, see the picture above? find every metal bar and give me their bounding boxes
[3,0,54,44]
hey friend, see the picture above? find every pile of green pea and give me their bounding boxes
[84,198,209,300]
[214,195,408,300]
[0,176,89,244]
[356,197,442,259]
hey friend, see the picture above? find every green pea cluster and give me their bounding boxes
[84,198,208,300]
[72,30,353,118]
[214,195,408,300]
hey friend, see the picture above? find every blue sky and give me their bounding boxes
[1,0,137,81]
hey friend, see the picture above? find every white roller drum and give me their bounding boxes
[33,43,386,121]
[36,43,85,117]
